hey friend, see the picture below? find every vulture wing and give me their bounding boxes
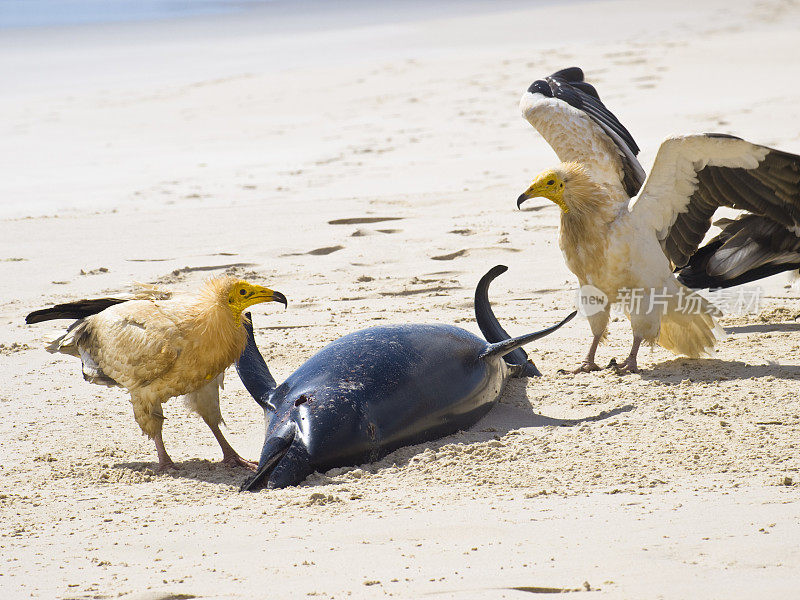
[676,214,800,289]
[76,300,185,391]
[630,134,800,275]
[520,67,645,196]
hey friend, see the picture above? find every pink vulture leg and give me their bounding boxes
[613,336,642,375]
[208,422,258,471]
[153,430,177,472]
[571,333,603,373]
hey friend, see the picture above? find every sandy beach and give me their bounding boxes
[2,0,800,598]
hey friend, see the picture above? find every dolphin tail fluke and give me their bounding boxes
[475,265,540,375]
[475,265,573,377]
[236,313,277,409]
[479,311,577,365]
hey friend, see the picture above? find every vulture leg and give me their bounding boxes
[567,306,608,373]
[153,429,176,472]
[613,335,642,375]
[208,422,258,471]
[131,392,176,471]
[572,333,603,373]
[184,376,257,471]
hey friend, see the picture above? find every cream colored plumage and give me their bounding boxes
[519,160,722,373]
[28,276,287,470]
[514,68,800,372]
[519,69,800,372]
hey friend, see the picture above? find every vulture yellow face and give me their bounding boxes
[517,169,568,213]
[227,281,288,318]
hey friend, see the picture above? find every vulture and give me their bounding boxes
[516,67,800,373]
[26,277,287,471]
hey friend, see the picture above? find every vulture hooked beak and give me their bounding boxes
[251,287,288,309]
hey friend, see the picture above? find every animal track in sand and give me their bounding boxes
[351,228,401,237]
[127,258,174,262]
[329,217,403,225]
[431,247,521,261]
[150,263,256,284]
[171,263,256,274]
[432,249,468,261]
[379,285,460,297]
[307,245,345,256]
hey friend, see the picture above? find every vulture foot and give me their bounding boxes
[222,453,259,471]
[608,357,638,375]
[559,361,601,374]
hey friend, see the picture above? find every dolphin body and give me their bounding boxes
[236,265,575,491]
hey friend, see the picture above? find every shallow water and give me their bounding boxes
[0,0,275,29]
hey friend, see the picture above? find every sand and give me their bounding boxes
[2,0,800,598]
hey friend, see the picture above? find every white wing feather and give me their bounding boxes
[520,91,637,193]
[629,135,769,238]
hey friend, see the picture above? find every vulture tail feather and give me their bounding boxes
[25,298,128,324]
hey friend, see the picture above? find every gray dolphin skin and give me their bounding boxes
[236,265,575,491]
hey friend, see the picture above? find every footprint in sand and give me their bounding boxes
[431,247,521,261]
[328,217,403,225]
[432,249,469,261]
[307,245,344,256]
[351,228,401,237]
[151,262,257,284]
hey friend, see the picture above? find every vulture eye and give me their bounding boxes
[239,289,247,296]
[547,179,555,186]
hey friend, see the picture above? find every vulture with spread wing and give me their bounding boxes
[516,67,800,373]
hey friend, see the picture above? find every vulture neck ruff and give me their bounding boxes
[193,277,250,365]
[558,162,618,284]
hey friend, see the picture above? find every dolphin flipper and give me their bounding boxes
[240,424,296,492]
[480,310,576,362]
[236,313,277,409]
[265,440,313,490]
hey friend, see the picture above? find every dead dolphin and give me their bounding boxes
[236,265,575,491]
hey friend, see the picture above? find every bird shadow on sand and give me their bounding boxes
[725,322,800,335]
[113,459,251,487]
[640,358,800,384]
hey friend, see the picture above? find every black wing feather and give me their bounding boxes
[25,298,128,324]
[667,141,800,278]
[676,214,800,289]
[526,67,644,196]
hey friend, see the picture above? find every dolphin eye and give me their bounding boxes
[239,289,247,296]
[547,179,555,186]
